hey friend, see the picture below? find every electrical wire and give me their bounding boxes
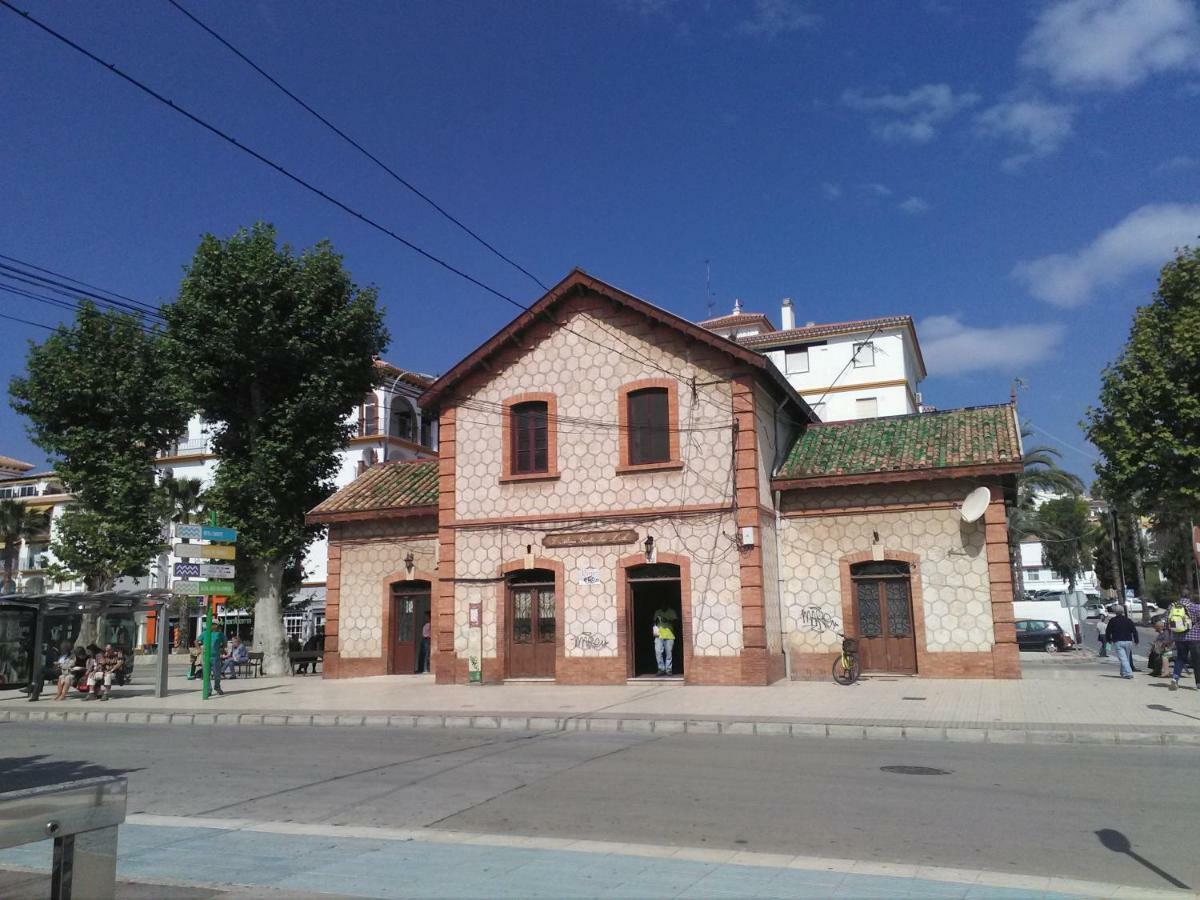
[1,2,720,399]
[0,252,160,314]
[163,0,549,293]
[0,309,56,331]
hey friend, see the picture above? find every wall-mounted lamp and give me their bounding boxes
[404,551,415,573]
[643,535,655,562]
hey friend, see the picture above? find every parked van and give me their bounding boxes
[1012,597,1082,646]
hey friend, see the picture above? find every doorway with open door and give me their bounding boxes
[849,561,917,675]
[626,563,684,678]
[390,581,431,674]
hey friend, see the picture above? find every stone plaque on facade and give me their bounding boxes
[544,529,639,549]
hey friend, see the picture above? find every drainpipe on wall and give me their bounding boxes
[775,489,790,680]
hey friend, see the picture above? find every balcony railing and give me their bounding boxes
[161,437,210,456]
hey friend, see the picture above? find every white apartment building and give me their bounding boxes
[699,299,926,421]
[0,457,79,595]
[156,362,437,635]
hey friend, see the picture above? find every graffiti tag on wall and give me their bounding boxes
[571,632,609,650]
[798,605,840,633]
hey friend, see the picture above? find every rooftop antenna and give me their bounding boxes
[705,259,715,318]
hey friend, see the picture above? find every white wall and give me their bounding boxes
[763,328,915,421]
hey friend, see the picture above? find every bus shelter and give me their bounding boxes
[0,590,171,700]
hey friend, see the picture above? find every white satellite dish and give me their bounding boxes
[959,486,991,523]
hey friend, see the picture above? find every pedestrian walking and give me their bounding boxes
[653,611,676,676]
[1167,592,1200,691]
[418,613,431,673]
[1095,612,1109,657]
[199,626,227,695]
[1105,607,1139,679]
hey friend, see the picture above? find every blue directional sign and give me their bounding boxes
[201,525,238,542]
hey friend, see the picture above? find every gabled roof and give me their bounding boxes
[697,311,776,333]
[307,459,438,524]
[419,269,815,421]
[774,404,1021,488]
[375,360,435,390]
[0,455,35,473]
[740,316,927,379]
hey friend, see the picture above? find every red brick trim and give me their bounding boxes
[451,502,732,528]
[493,557,566,683]
[307,506,437,526]
[782,500,959,519]
[616,551,694,681]
[984,486,1021,679]
[771,462,1022,492]
[616,378,681,471]
[322,530,343,679]
[501,392,559,481]
[434,406,457,684]
[379,568,435,675]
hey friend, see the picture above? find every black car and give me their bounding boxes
[1014,619,1074,653]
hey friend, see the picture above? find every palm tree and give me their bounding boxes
[1007,424,1087,599]
[0,500,51,593]
[163,476,205,648]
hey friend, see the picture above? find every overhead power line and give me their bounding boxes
[164,0,550,293]
[0,263,166,322]
[0,308,56,331]
[0,3,722,396]
[0,252,157,313]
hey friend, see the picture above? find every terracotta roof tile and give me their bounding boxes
[739,316,912,347]
[308,459,438,519]
[697,312,776,332]
[777,404,1020,480]
[0,456,36,472]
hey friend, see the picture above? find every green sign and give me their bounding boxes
[172,580,236,596]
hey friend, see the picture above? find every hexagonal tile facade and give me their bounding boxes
[454,512,744,662]
[338,531,437,659]
[453,308,736,521]
[779,486,991,655]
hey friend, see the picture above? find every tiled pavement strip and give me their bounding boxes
[3,649,1200,744]
[0,816,1186,900]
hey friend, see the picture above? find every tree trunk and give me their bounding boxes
[253,558,289,675]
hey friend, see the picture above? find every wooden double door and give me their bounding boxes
[850,562,917,675]
[391,582,431,674]
[507,570,556,678]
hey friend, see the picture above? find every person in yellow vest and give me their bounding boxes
[654,612,676,676]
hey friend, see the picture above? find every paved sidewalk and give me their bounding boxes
[0,816,1184,899]
[4,650,1198,743]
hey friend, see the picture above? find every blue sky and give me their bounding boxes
[2,0,1198,482]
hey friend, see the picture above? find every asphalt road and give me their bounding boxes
[0,721,1192,893]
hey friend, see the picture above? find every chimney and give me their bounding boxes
[780,298,795,331]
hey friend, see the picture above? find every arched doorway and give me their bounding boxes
[626,563,683,678]
[507,569,556,678]
[850,561,917,674]
[390,580,431,674]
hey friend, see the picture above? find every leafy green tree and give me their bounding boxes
[1036,497,1097,593]
[1086,245,1200,525]
[0,500,50,592]
[163,225,387,674]
[9,303,189,593]
[1008,423,1086,542]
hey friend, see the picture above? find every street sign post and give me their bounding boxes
[172,580,236,596]
[173,543,236,560]
[175,523,238,542]
[174,562,235,579]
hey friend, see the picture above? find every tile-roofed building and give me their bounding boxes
[308,458,438,523]
[739,315,916,350]
[776,404,1021,484]
[0,455,36,477]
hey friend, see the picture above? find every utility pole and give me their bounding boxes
[1110,508,1127,604]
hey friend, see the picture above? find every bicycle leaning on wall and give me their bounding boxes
[832,632,861,685]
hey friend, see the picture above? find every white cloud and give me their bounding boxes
[858,182,893,198]
[974,97,1075,171]
[842,83,980,144]
[1158,154,1200,171]
[1021,0,1200,91]
[920,315,1067,375]
[899,196,931,214]
[736,0,819,37]
[1013,203,1200,306]
[821,182,843,199]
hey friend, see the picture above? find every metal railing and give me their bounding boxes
[0,776,127,899]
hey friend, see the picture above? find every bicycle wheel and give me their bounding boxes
[832,655,861,685]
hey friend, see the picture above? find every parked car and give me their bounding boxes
[1014,619,1075,653]
[1107,598,1158,616]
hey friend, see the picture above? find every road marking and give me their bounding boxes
[123,814,1184,898]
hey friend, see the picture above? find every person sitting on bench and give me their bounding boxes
[221,636,249,678]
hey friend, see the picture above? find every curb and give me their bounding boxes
[3,707,1197,745]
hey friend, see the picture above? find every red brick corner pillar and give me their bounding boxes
[731,375,779,685]
[434,405,460,683]
[323,527,341,678]
[985,485,1021,679]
